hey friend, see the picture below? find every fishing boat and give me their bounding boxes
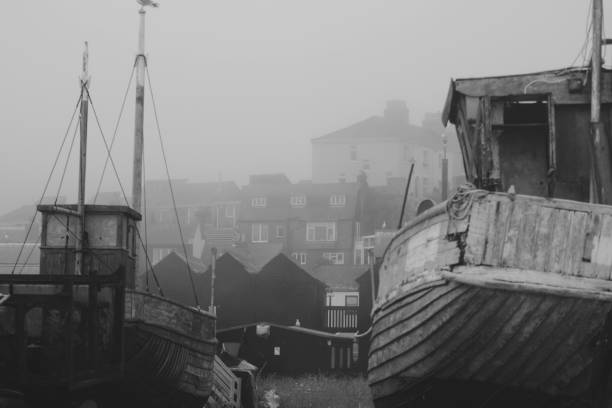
[0,4,215,408]
[368,2,612,407]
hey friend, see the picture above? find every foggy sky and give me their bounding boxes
[0,1,602,214]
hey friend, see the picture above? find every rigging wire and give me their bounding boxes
[83,84,164,296]
[142,135,150,292]
[93,63,137,203]
[54,115,81,204]
[144,63,199,307]
[10,94,82,275]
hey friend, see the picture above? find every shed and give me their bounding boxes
[217,322,357,375]
[150,251,326,331]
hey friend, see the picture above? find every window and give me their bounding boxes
[293,252,307,265]
[355,221,361,240]
[345,295,359,307]
[350,145,357,161]
[306,222,336,242]
[290,195,306,207]
[329,194,346,207]
[251,224,269,243]
[251,197,266,208]
[276,225,286,238]
[225,205,236,218]
[323,252,345,265]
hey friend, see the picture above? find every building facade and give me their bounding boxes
[237,174,367,271]
[311,100,464,200]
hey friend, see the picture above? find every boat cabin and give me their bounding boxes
[442,68,612,202]
[38,204,140,287]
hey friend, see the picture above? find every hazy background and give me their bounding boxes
[0,0,603,214]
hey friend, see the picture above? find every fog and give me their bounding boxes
[0,0,601,214]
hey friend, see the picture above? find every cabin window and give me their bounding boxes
[251,224,269,243]
[306,222,336,242]
[45,214,78,247]
[86,215,120,248]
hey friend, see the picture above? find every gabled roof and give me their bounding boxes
[165,250,208,274]
[312,115,443,151]
[224,243,284,273]
[308,265,367,291]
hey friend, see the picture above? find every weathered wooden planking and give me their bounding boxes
[461,194,612,280]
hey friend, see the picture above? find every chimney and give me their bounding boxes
[384,100,409,124]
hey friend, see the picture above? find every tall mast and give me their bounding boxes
[76,42,90,275]
[132,7,147,289]
[590,0,612,204]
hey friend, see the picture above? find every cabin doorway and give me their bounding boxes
[491,97,550,196]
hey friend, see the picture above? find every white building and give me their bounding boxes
[312,101,464,198]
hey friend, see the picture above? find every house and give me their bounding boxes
[238,174,367,270]
[311,100,464,199]
[217,322,357,375]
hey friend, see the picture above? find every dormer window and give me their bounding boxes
[329,194,346,207]
[290,195,306,207]
[251,197,266,208]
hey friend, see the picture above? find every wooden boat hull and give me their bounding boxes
[122,290,216,408]
[369,191,612,407]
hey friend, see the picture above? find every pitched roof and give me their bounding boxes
[224,243,284,273]
[312,115,443,151]
[308,265,367,291]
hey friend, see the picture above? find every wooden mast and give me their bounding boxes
[590,0,612,204]
[76,42,90,275]
[132,7,147,289]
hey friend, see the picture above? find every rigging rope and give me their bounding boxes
[145,64,199,307]
[93,64,137,203]
[83,84,164,296]
[10,93,82,275]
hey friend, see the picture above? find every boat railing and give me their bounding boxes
[0,270,126,390]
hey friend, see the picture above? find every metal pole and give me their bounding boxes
[132,8,146,289]
[397,163,415,229]
[76,42,90,276]
[210,247,217,314]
